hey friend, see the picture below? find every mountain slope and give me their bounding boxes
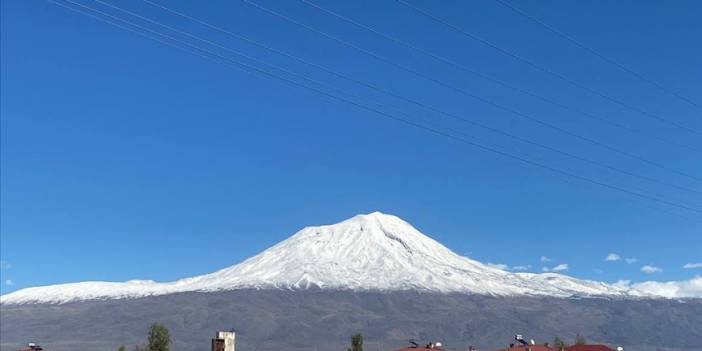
[4,290,702,351]
[0,212,646,304]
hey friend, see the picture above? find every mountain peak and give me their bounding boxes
[1,213,646,305]
[332,211,412,233]
[285,211,448,262]
[350,210,390,218]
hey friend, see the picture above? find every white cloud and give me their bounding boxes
[511,265,531,271]
[486,263,509,270]
[604,253,621,261]
[625,258,637,264]
[540,256,553,262]
[486,263,533,271]
[618,276,702,298]
[542,263,568,272]
[683,263,702,269]
[552,263,569,272]
[641,265,662,274]
[4,279,13,286]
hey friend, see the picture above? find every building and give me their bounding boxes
[565,346,619,351]
[493,334,555,351]
[211,331,236,351]
[18,343,43,351]
[495,345,619,351]
[496,346,555,351]
[492,335,622,351]
[394,340,445,351]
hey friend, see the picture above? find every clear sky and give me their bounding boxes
[1,0,700,295]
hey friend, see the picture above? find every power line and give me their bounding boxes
[79,0,702,196]
[395,0,702,136]
[118,0,702,195]
[240,0,702,182]
[93,0,348,92]
[299,0,699,152]
[492,0,702,112]
[142,0,702,184]
[49,0,702,215]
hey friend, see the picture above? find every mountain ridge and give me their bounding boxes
[0,212,679,304]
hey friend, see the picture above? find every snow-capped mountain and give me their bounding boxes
[0,212,648,304]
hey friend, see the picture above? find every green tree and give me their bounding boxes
[147,323,170,351]
[348,334,363,351]
[553,337,567,350]
[118,346,126,351]
[575,334,587,345]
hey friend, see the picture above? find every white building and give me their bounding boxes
[212,331,236,351]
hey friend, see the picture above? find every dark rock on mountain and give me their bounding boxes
[2,290,700,351]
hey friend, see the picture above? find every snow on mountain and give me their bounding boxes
[0,212,654,304]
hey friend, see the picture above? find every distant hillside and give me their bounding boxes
[2,290,701,351]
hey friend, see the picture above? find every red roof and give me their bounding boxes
[565,346,615,351]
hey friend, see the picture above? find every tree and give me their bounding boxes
[118,346,126,351]
[147,323,170,351]
[575,334,587,345]
[553,337,567,350]
[348,334,363,351]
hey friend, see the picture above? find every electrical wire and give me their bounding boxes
[142,0,702,183]
[48,0,702,215]
[492,0,702,111]
[396,0,702,135]
[241,0,702,182]
[299,0,699,152]
[82,0,702,196]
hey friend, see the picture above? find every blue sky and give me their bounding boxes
[1,0,700,295]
